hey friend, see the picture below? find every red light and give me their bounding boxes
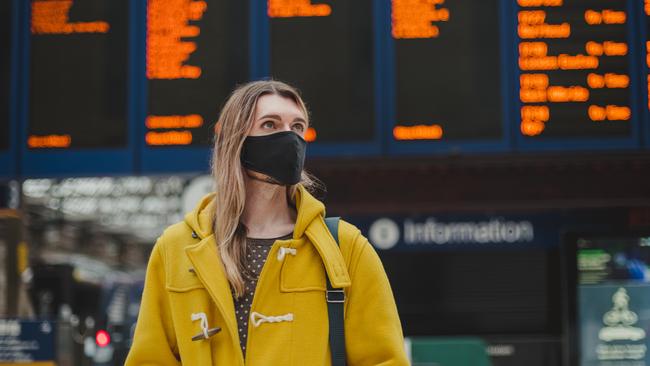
[95,330,110,347]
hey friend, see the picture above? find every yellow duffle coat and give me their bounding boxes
[125,184,408,365]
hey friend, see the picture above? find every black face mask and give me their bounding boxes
[240,131,307,185]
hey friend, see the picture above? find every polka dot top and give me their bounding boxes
[233,232,293,359]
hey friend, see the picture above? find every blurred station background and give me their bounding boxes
[2,0,650,365]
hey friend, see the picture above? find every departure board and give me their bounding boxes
[28,0,129,149]
[269,0,375,144]
[146,0,249,147]
[6,1,650,179]
[391,0,504,143]
[516,0,634,142]
[1,0,11,152]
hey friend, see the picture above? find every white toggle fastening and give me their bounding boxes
[191,312,209,339]
[250,311,294,327]
[276,247,297,261]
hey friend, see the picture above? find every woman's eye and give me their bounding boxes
[262,121,275,129]
[292,124,305,132]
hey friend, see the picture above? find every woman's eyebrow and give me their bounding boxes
[257,113,282,121]
[258,114,306,124]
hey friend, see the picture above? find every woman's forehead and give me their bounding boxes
[255,94,305,120]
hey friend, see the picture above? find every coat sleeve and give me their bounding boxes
[125,240,181,366]
[344,229,410,366]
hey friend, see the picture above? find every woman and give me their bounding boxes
[125,80,408,365]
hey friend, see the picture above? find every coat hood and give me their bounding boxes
[183,184,325,240]
[184,183,350,291]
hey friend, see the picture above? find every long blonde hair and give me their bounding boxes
[211,80,322,298]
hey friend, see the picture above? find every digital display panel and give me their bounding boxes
[644,0,650,140]
[146,0,249,147]
[269,0,375,144]
[381,249,561,336]
[391,0,503,143]
[516,0,634,141]
[1,0,11,152]
[28,0,129,149]
[576,235,650,366]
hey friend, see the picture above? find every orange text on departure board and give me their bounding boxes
[393,124,443,140]
[517,2,631,137]
[268,0,331,17]
[587,73,629,89]
[31,0,109,34]
[588,105,631,121]
[520,74,549,89]
[519,54,599,71]
[145,115,203,146]
[520,104,548,135]
[146,115,203,129]
[147,0,207,79]
[518,23,570,39]
[28,134,72,148]
[519,42,548,57]
[584,9,626,25]
[647,37,650,110]
[521,106,549,121]
[520,119,545,136]
[585,41,628,56]
[518,0,563,6]
[391,0,449,39]
[647,0,650,113]
[647,75,650,111]
[518,10,545,25]
[146,131,193,145]
[520,85,589,103]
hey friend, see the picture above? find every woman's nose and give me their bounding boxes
[279,123,292,132]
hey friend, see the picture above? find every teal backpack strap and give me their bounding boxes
[324,216,346,366]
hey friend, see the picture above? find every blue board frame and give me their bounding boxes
[384,0,514,156]
[253,0,384,157]
[0,0,20,179]
[513,0,643,152]
[17,0,136,178]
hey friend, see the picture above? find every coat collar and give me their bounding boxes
[185,184,328,241]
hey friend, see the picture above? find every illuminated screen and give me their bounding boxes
[380,249,561,336]
[1,0,11,151]
[517,0,633,139]
[645,1,650,119]
[576,235,650,365]
[146,0,249,147]
[28,0,129,149]
[269,0,375,143]
[392,0,503,142]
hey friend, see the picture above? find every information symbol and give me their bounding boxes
[369,218,400,250]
